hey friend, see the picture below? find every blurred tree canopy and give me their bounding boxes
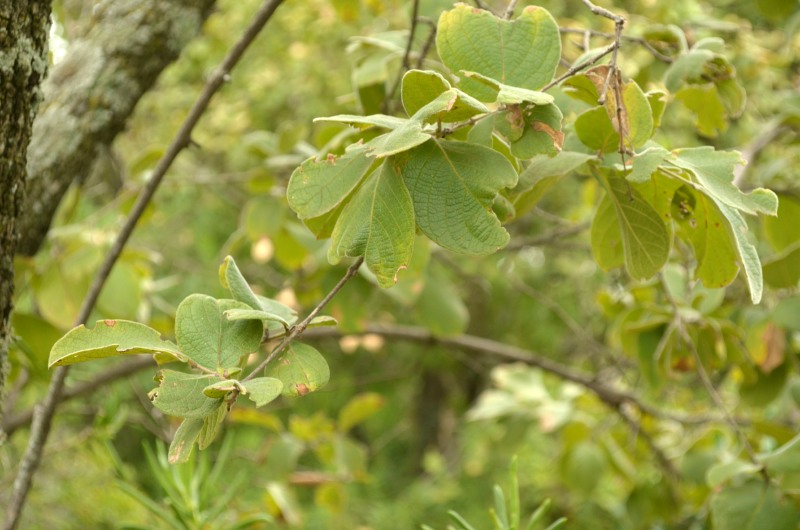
[2,0,800,528]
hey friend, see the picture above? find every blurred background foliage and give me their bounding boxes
[3,0,800,528]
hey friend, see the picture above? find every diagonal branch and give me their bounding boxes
[3,1,286,528]
[17,0,218,256]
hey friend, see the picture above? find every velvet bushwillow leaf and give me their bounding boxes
[396,139,518,255]
[328,160,415,287]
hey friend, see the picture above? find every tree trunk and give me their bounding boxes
[16,0,217,256]
[0,0,52,435]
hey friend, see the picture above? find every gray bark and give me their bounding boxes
[0,0,52,435]
[17,0,217,256]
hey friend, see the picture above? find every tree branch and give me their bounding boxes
[732,121,790,186]
[243,257,364,382]
[17,0,219,256]
[2,356,155,437]
[304,324,729,426]
[3,1,286,527]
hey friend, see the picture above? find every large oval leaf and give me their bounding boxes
[437,4,561,101]
[328,161,415,287]
[151,370,222,418]
[397,139,518,255]
[175,295,263,371]
[49,319,183,368]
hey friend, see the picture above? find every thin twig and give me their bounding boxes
[732,121,790,186]
[415,21,437,70]
[2,357,155,437]
[383,0,421,112]
[541,43,617,91]
[3,1,286,528]
[560,27,673,63]
[304,324,731,426]
[503,0,520,20]
[503,222,589,250]
[242,257,364,382]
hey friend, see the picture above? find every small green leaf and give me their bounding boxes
[628,147,669,183]
[706,459,762,487]
[168,418,203,464]
[575,106,619,152]
[397,139,518,255]
[198,404,227,450]
[338,392,386,432]
[225,308,290,327]
[203,379,243,398]
[663,48,715,92]
[151,370,222,418]
[670,147,778,216]
[604,176,671,279]
[401,70,489,122]
[647,90,667,129]
[49,320,183,368]
[621,81,654,148]
[308,315,338,328]
[437,4,561,101]
[760,432,800,474]
[287,145,374,219]
[675,84,728,137]
[513,152,593,216]
[219,256,261,309]
[328,161,415,288]
[362,119,430,158]
[591,193,625,271]
[175,295,263,371]
[711,480,799,530]
[267,342,330,397]
[461,71,554,106]
[718,202,764,303]
[314,114,406,130]
[674,187,740,289]
[243,377,283,407]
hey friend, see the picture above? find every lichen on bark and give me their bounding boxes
[0,0,52,436]
[17,0,218,256]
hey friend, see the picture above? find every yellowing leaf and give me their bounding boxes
[49,319,183,368]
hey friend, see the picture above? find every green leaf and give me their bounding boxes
[647,90,667,129]
[461,71,554,106]
[362,118,430,158]
[175,295,263,371]
[663,48,715,92]
[151,370,222,418]
[266,342,330,397]
[761,432,800,474]
[219,255,261,309]
[575,106,619,152]
[49,320,183,368]
[287,145,374,219]
[706,459,762,487]
[198,403,227,450]
[308,315,338,328]
[670,147,778,216]
[675,84,728,137]
[763,242,800,289]
[168,418,203,464]
[302,200,347,239]
[401,70,489,122]
[397,139,518,254]
[328,161,415,287]
[711,480,799,530]
[621,81,654,148]
[256,295,298,325]
[513,152,593,216]
[718,202,765,303]
[628,147,669,183]
[765,194,800,251]
[203,379,244,398]
[436,4,561,101]
[225,308,290,327]
[314,114,406,130]
[591,193,625,271]
[243,377,283,407]
[338,392,385,432]
[495,103,563,160]
[603,176,671,279]
[674,187,740,289]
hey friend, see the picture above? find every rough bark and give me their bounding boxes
[0,0,52,436]
[17,0,218,256]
